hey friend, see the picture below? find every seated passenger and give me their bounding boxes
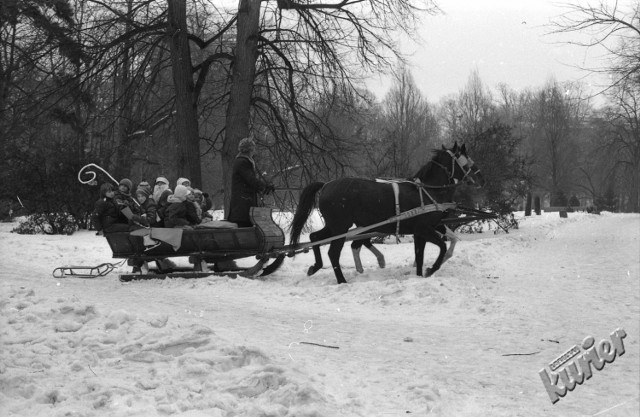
[176,177,191,188]
[91,183,130,234]
[131,187,158,227]
[163,185,200,228]
[114,178,141,219]
[137,180,153,196]
[192,188,213,221]
[187,188,203,220]
[202,192,213,212]
[153,176,172,226]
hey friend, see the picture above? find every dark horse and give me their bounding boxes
[289,143,485,284]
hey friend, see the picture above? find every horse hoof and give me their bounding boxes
[425,268,434,277]
[355,266,364,273]
[307,265,320,276]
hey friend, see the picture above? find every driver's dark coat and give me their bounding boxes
[227,155,268,225]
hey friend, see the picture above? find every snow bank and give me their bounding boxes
[1,211,638,416]
[1,286,333,417]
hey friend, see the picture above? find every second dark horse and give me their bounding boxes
[289,143,485,284]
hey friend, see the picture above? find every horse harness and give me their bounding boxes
[314,150,469,240]
[374,181,446,238]
[378,150,471,237]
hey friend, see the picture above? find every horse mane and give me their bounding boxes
[409,148,449,181]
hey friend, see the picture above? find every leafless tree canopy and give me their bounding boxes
[2,0,639,219]
[550,1,640,93]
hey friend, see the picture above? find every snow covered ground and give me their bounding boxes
[1,211,638,417]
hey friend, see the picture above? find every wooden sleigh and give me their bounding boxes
[105,207,285,281]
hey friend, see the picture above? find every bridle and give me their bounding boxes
[449,150,481,185]
[427,150,479,186]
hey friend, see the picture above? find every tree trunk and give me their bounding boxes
[222,0,261,214]
[631,158,639,212]
[525,192,532,216]
[167,0,202,187]
[114,0,133,179]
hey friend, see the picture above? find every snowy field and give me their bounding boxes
[1,211,638,417]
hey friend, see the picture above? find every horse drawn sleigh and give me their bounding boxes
[68,143,497,284]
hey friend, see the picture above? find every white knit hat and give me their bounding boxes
[172,184,190,202]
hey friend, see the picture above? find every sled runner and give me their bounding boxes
[118,269,243,282]
[52,263,118,279]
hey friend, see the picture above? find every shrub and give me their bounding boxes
[12,212,80,235]
[457,212,519,234]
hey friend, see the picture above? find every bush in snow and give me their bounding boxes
[458,213,519,234]
[12,212,79,235]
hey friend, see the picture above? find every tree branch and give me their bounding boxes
[188,16,238,49]
[277,0,364,11]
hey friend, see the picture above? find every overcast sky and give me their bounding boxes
[368,0,618,103]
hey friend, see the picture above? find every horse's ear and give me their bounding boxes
[452,142,459,153]
[461,144,467,154]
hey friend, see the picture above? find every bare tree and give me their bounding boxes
[381,67,437,177]
[603,78,640,211]
[167,0,202,186]
[436,69,495,144]
[456,69,495,137]
[0,0,95,215]
[531,79,589,205]
[550,1,639,96]
[434,72,534,213]
[551,1,639,211]
[221,0,441,211]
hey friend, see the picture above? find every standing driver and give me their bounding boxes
[227,136,275,227]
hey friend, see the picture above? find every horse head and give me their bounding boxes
[413,143,485,188]
[448,142,485,187]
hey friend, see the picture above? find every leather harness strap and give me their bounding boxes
[391,183,401,238]
[378,177,454,241]
[389,180,442,240]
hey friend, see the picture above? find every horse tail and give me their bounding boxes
[290,182,325,246]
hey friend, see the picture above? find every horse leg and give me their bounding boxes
[328,238,348,284]
[422,229,447,277]
[307,227,333,276]
[442,227,459,263]
[351,239,365,273]
[363,239,386,268]
[413,235,427,276]
[351,239,386,273]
